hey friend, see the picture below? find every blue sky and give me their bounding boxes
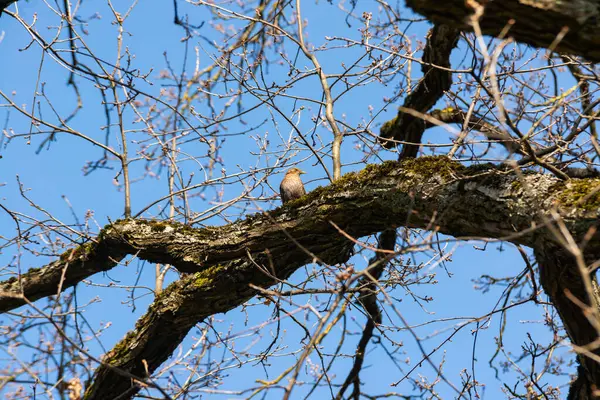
[0,1,574,398]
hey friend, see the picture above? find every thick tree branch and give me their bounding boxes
[535,242,600,400]
[406,0,600,62]
[0,242,125,313]
[336,229,397,399]
[1,157,599,398]
[2,157,599,314]
[83,258,272,399]
[379,23,459,157]
[83,157,599,399]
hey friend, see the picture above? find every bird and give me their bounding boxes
[280,167,306,204]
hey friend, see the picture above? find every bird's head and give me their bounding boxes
[286,167,306,176]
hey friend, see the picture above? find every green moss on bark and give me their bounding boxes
[60,242,95,262]
[192,265,223,287]
[557,179,600,211]
[398,156,463,180]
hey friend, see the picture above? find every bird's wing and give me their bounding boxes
[279,180,287,203]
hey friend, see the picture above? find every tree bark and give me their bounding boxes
[535,241,600,399]
[1,157,599,398]
[406,0,600,62]
[378,23,459,155]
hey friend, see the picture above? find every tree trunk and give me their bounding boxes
[535,241,600,399]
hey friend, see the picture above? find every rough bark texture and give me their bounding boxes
[406,0,600,62]
[0,242,125,313]
[83,259,278,399]
[2,157,598,314]
[535,242,600,400]
[2,157,600,398]
[379,23,459,156]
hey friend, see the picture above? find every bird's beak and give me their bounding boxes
[299,170,306,175]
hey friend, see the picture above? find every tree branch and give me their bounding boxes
[2,157,599,314]
[406,0,600,62]
[379,23,459,157]
[1,157,599,398]
[535,241,600,400]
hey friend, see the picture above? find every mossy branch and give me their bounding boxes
[2,157,599,314]
[2,157,600,399]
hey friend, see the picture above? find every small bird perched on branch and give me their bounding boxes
[280,167,306,204]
